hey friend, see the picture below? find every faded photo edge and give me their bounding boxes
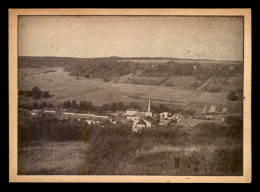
[9,8,252,183]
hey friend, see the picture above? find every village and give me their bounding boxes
[18,97,236,133]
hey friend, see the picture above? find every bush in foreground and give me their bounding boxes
[18,113,243,176]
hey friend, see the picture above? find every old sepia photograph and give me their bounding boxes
[9,9,251,183]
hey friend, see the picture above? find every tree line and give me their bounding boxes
[19,101,53,110]
[62,100,141,112]
[19,86,51,100]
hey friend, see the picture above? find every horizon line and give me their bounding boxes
[18,55,244,62]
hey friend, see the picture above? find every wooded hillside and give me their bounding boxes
[18,56,243,82]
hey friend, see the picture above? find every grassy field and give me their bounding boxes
[19,140,240,175]
[18,67,231,109]
[114,73,165,85]
[18,141,89,175]
[115,73,200,90]
[162,75,199,89]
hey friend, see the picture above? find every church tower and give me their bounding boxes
[145,98,153,117]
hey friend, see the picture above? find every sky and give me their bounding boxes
[18,16,244,61]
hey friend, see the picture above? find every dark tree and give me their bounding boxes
[79,101,85,110]
[102,104,110,111]
[63,100,71,109]
[32,86,42,99]
[159,104,165,112]
[130,102,138,109]
[32,102,38,109]
[237,88,243,94]
[111,103,118,112]
[79,101,93,111]
[117,101,124,111]
[86,102,93,111]
[71,100,78,109]
[48,103,54,108]
[38,101,48,109]
[227,91,238,101]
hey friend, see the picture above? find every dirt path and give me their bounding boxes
[196,77,214,91]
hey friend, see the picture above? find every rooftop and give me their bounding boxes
[137,119,146,125]
[143,116,157,124]
[126,109,138,111]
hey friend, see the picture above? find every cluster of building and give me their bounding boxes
[19,98,182,131]
[123,99,182,132]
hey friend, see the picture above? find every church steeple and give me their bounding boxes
[147,98,151,112]
[145,98,152,117]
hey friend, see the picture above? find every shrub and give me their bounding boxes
[41,91,50,98]
[222,78,229,84]
[18,90,25,95]
[38,101,48,109]
[25,90,32,97]
[207,87,221,92]
[190,81,200,88]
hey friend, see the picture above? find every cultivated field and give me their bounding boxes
[117,59,172,64]
[18,67,230,109]
[116,59,243,65]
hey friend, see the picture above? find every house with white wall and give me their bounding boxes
[127,115,140,121]
[208,105,216,113]
[159,112,172,119]
[132,119,146,132]
[125,109,138,116]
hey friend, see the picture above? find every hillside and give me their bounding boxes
[18,56,243,85]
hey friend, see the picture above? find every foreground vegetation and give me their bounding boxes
[18,112,243,176]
